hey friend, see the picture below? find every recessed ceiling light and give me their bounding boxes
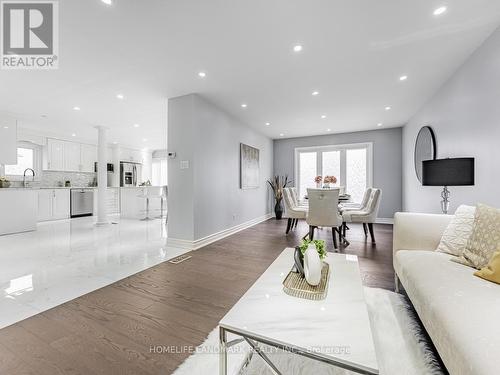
[116,94,124,99]
[142,138,147,142]
[265,122,270,126]
[433,6,447,16]
[385,106,391,111]
[293,44,303,52]
[198,71,206,78]
[399,75,408,81]
[101,0,112,5]
[326,128,331,132]
[133,124,140,128]
[321,115,327,119]
[312,91,319,96]
[71,133,76,137]
[73,106,81,111]
[377,123,383,127]
[279,133,284,137]
[3,126,9,129]
[112,141,118,144]
[241,103,247,108]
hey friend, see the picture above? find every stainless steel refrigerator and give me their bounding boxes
[120,162,142,187]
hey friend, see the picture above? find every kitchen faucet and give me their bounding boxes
[23,168,35,188]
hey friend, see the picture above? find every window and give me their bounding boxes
[294,143,373,202]
[4,142,41,179]
[152,158,168,186]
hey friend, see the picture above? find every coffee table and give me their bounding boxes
[218,248,378,374]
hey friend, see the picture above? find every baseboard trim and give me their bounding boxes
[376,218,394,225]
[167,213,274,251]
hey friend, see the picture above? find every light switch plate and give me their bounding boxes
[180,160,189,169]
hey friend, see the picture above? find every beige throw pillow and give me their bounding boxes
[436,205,476,256]
[453,203,500,269]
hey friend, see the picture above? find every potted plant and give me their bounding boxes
[294,239,326,286]
[323,175,337,188]
[267,175,291,220]
[0,177,11,188]
[314,175,322,188]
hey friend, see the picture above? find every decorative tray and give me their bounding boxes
[282,262,330,301]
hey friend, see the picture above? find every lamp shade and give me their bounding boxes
[422,158,475,186]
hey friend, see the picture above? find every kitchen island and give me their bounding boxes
[120,186,166,219]
[0,188,38,235]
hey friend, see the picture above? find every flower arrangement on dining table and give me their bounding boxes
[313,175,337,188]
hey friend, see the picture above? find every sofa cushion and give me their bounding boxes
[454,203,500,269]
[436,205,475,256]
[395,250,500,375]
[474,251,500,285]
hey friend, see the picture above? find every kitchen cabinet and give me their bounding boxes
[47,138,65,171]
[38,189,70,221]
[46,139,99,173]
[81,144,97,173]
[120,147,142,163]
[92,188,120,214]
[64,141,81,172]
[0,118,17,165]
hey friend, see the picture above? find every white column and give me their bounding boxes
[95,126,109,225]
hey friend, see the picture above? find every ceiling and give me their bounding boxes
[1,0,500,149]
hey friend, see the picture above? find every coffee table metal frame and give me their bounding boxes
[219,325,378,375]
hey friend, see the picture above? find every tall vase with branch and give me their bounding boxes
[267,175,291,220]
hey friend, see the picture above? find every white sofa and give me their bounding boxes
[393,212,500,375]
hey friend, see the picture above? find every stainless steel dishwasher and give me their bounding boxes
[70,189,94,218]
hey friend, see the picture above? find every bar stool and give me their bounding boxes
[155,186,168,220]
[137,188,153,221]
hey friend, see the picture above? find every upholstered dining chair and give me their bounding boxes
[339,187,372,213]
[283,188,307,234]
[306,188,345,249]
[342,188,382,242]
[290,187,308,208]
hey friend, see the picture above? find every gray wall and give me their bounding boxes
[273,127,402,219]
[168,94,273,242]
[403,27,500,213]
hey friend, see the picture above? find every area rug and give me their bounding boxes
[173,287,445,375]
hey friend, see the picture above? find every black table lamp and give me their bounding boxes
[422,158,475,214]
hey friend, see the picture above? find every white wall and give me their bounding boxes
[403,26,500,213]
[168,94,273,242]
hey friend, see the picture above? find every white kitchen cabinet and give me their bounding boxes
[38,189,70,221]
[53,189,70,219]
[0,118,17,165]
[47,138,65,171]
[64,141,81,172]
[81,144,97,173]
[119,147,142,163]
[37,189,53,221]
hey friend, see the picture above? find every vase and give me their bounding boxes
[316,182,321,188]
[323,183,330,189]
[294,246,305,276]
[274,200,283,220]
[304,244,322,286]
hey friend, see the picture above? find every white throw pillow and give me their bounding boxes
[436,205,476,256]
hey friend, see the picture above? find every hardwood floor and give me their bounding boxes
[0,219,394,375]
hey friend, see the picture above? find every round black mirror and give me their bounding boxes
[414,126,436,183]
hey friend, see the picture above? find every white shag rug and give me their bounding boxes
[174,287,445,375]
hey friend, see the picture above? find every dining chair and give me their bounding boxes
[290,187,308,208]
[283,188,307,234]
[306,188,345,249]
[339,187,372,213]
[342,188,382,242]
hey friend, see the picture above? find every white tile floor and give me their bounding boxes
[0,215,188,329]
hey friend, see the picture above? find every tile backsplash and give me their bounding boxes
[41,171,97,187]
